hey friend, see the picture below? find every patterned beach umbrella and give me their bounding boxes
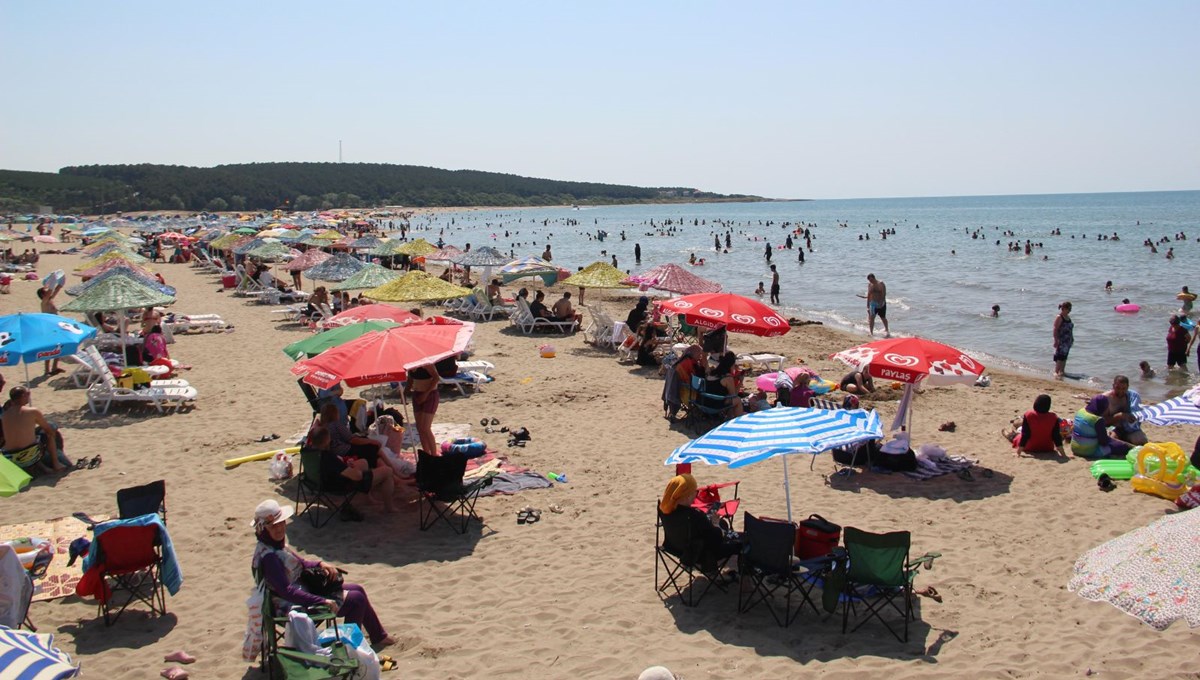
[67,266,175,297]
[625,263,722,295]
[0,626,80,678]
[368,240,412,257]
[60,274,175,313]
[282,320,400,360]
[303,253,369,282]
[656,292,790,337]
[246,242,293,261]
[452,246,509,267]
[207,233,244,250]
[348,236,382,250]
[1137,391,1200,426]
[562,261,634,289]
[232,238,269,255]
[427,246,463,262]
[75,258,156,280]
[1068,509,1200,630]
[500,256,560,285]
[664,406,882,520]
[330,264,403,292]
[75,250,148,269]
[394,239,437,257]
[362,271,471,302]
[282,249,332,272]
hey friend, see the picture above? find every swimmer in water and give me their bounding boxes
[991,304,1000,318]
[754,281,765,297]
[1105,280,1113,292]
[1139,361,1156,379]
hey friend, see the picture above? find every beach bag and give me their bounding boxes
[317,623,364,649]
[299,566,345,598]
[117,367,151,390]
[268,453,293,481]
[796,514,841,559]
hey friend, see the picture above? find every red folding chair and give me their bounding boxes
[691,481,741,527]
[92,525,167,626]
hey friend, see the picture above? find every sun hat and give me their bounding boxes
[251,499,295,528]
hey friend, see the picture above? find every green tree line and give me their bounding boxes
[0,162,762,214]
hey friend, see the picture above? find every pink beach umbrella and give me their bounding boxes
[282,249,332,272]
[624,263,721,295]
[656,292,790,337]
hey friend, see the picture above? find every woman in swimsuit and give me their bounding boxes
[407,363,440,455]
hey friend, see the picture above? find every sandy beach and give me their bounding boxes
[2,241,1198,680]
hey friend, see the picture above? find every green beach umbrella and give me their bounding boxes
[60,274,176,313]
[362,270,471,302]
[247,241,293,261]
[282,320,400,360]
[330,264,403,292]
[233,227,258,235]
[368,240,411,257]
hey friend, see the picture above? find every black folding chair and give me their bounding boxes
[416,450,494,534]
[654,504,737,607]
[117,480,167,523]
[295,447,358,529]
[738,512,825,626]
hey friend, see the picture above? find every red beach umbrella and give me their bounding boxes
[291,319,474,389]
[656,292,790,337]
[831,336,985,386]
[624,263,722,295]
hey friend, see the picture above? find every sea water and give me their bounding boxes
[399,190,1199,401]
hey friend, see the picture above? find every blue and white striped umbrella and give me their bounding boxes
[666,407,883,468]
[665,407,883,521]
[1138,395,1200,426]
[0,626,80,679]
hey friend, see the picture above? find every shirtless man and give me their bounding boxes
[864,273,890,338]
[1,386,66,473]
[1103,375,1147,446]
[552,292,583,326]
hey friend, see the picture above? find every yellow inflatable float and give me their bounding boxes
[224,446,300,470]
[1131,442,1194,501]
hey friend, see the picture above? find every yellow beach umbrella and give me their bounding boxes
[314,230,343,240]
[209,233,243,250]
[562,261,635,289]
[75,250,148,269]
[362,270,471,302]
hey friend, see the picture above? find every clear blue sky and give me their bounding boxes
[2,1,1198,199]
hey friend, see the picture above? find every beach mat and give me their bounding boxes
[401,423,471,449]
[0,514,108,601]
[900,455,978,481]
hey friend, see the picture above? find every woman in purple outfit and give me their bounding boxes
[250,499,395,648]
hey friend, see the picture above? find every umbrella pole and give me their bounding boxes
[783,455,793,523]
[119,314,128,368]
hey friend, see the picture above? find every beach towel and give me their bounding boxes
[477,471,553,496]
[900,455,979,480]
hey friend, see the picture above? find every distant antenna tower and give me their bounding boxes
[339,140,343,163]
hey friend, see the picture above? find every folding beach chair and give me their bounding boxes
[686,375,733,434]
[738,513,825,626]
[91,524,168,626]
[117,480,167,523]
[835,526,940,642]
[415,450,494,534]
[690,481,740,528]
[254,570,347,680]
[654,504,736,607]
[294,447,359,529]
[0,544,36,630]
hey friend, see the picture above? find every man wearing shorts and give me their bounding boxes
[866,274,890,338]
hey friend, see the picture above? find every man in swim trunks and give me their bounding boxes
[769,265,780,305]
[1,386,67,473]
[865,274,889,337]
[1102,375,1147,446]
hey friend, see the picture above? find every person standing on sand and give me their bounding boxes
[1053,301,1074,379]
[769,264,780,305]
[863,274,889,337]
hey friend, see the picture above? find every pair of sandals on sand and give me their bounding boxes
[160,650,195,679]
[480,417,509,434]
[516,506,542,524]
[72,455,102,470]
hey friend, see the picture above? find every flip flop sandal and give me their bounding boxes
[380,659,398,672]
[500,426,509,433]
[88,455,103,469]
[484,427,494,433]
[73,457,90,470]
[917,586,943,603]
[490,417,500,425]
[517,509,531,524]
[1098,474,1116,492]
[480,418,489,426]
[526,509,541,524]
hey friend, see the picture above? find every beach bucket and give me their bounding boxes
[539,344,556,358]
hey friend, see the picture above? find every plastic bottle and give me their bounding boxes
[547,472,568,483]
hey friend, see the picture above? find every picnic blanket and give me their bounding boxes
[0,514,108,601]
[900,455,979,480]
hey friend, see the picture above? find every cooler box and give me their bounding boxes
[795,514,841,559]
[221,272,237,289]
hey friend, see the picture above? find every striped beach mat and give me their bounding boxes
[900,455,979,480]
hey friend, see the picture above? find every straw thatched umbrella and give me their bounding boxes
[67,265,175,297]
[395,239,438,257]
[362,270,471,302]
[61,274,177,367]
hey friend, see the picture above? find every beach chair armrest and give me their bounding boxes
[907,551,941,571]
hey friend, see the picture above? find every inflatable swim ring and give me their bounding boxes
[0,537,51,570]
[224,446,300,470]
[1181,317,1197,331]
[1177,292,1197,301]
[1114,303,1140,313]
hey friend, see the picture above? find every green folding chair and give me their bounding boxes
[255,571,346,679]
[836,526,939,642]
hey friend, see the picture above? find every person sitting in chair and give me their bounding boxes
[250,498,396,647]
[318,403,383,467]
[529,290,553,319]
[552,292,583,325]
[658,474,741,573]
[307,427,395,516]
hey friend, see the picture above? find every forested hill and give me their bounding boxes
[0,162,765,213]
